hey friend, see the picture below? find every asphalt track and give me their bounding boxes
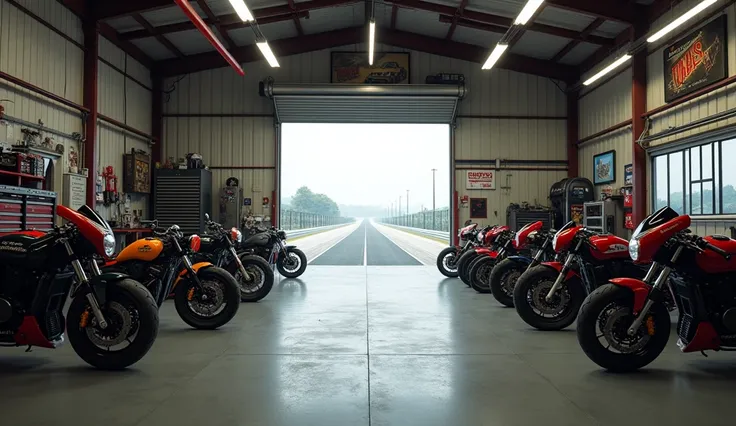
[310,220,422,266]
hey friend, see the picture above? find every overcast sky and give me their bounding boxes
[281,123,450,213]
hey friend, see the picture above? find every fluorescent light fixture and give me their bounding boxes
[515,0,545,25]
[228,0,254,22]
[482,43,508,70]
[583,54,632,86]
[647,0,718,43]
[257,41,280,67]
[369,20,376,65]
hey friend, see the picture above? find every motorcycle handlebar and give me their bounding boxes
[699,239,732,260]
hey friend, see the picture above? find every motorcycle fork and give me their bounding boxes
[63,240,108,329]
[545,251,576,301]
[627,249,682,335]
[230,247,252,280]
[181,254,204,288]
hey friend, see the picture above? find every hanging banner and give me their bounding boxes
[664,15,727,103]
[466,170,496,190]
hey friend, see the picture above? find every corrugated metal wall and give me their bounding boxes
[577,69,632,189]
[164,44,568,225]
[0,0,83,212]
[97,38,152,221]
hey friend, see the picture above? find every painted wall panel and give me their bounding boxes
[13,0,83,44]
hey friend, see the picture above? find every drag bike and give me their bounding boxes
[488,222,557,307]
[196,214,274,302]
[467,227,520,293]
[238,226,307,279]
[577,207,736,372]
[436,221,480,278]
[0,205,158,370]
[513,221,646,331]
[104,221,240,330]
[456,225,504,285]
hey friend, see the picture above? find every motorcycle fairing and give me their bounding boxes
[608,278,650,315]
[539,261,579,281]
[13,316,60,349]
[475,248,495,256]
[679,322,721,353]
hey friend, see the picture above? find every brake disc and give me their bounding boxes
[188,280,225,317]
[600,304,651,354]
[530,280,570,316]
[86,301,133,348]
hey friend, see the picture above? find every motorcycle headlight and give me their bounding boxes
[477,232,483,242]
[628,238,639,261]
[231,227,242,243]
[189,235,201,252]
[552,233,560,252]
[103,232,116,258]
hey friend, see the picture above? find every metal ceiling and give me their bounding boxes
[261,81,467,124]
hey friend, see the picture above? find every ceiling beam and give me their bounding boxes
[157,26,578,82]
[389,0,614,45]
[544,0,641,24]
[445,0,468,40]
[579,29,632,74]
[390,5,398,29]
[220,11,310,31]
[287,0,305,36]
[648,0,686,22]
[551,17,605,63]
[98,23,154,68]
[133,14,185,58]
[95,0,173,21]
[196,0,236,50]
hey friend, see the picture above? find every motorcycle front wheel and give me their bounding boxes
[468,256,494,293]
[436,246,460,277]
[512,265,586,331]
[174,266,240,330]
[489,258,525,307]
[457,250,480,286]
[577,284,670,372]
[66,279,159,370]
[228,254,274,302]
[277,248,307,278]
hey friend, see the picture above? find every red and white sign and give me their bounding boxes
[466,170,496,190]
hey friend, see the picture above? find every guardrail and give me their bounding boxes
[380,223,450,242]
[283,222,354,240]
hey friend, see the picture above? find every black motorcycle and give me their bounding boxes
[196,214,274,302]
[239,226,307,279]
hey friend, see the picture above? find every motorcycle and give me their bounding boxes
[513,221,644,331]
[577,207,736,372]
[488,222,557,307]
[197,214,274,302]
[0,205,158,370]
[238,226,307,279]
[456,225,504,286]
[467,227,520,293]
[104,221,240,330]
[436,221,480,278]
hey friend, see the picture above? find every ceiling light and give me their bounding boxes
[482,44,508,70]
[647,0,718,43]
[228,0,254,22]
[257,41,280,67]
[515,0,545,25]
[583,54,632,86]
[369,20,376,65]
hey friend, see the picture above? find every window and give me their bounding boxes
[652,139,736,216]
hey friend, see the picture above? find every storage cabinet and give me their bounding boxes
[0,185,56,235]
[153,169,212,235]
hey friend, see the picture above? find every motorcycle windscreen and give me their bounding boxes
[631,206,680,239]
[78,205,114,233]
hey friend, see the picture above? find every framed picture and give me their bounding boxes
[331,52,410,84]
[664,15,727,103]
[470,198,487,219]
[593,150,616,185]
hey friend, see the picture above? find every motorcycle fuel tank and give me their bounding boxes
[242,232,271,247]
[588,234,629,261]
[116,238,164,262]
[199,235,217,252]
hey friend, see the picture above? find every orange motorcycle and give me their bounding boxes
[103,221,240,330]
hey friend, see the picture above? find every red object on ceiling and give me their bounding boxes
[173,0,245,76]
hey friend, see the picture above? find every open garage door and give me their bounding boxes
[259,80,466,124]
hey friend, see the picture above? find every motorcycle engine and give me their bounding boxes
[0,295,23,342]
[709,277,736,337]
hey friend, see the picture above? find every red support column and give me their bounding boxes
[632,31,648,226]
[567,91,579,177]
[83,21,99,208]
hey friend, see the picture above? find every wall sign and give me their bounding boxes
[331,52,410,84]
[593,150,616,185]
[466,170,496,190]
[624,163,633,186]
[470,198,487,219]
[244,198,252,206]
[664,15,727,103]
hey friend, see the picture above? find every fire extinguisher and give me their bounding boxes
[102,166,118,206]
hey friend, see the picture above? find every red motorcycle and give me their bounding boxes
[436,222,480,278]
[0,205,159,370]
[456,225,504,285]
[513,221,644,330]
[467,227,520,293]
[577,207,736,372]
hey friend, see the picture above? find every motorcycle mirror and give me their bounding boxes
[205,213,210,221]
[464,220,472,226]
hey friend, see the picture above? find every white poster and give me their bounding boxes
[466,170,496,190]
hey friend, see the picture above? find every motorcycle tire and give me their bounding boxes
[174,266,240,330]
[577,284,670,373]
[489,258,525,307]
[436,246,460,277]
[66,279,159,370]
[457,250,480,286]
[468,256,494,293]
[512,265,586,331]
[277,248,307,278]
[227,254,274,303]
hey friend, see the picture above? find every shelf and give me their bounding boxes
[0,170,44,180]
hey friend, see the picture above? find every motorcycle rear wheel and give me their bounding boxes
[457,250,479,286]
[436,246,460,278]
[489,258,524,307]
[67,279,159,370]
[469,256,494,293]
[512,265,585,331]
[174,266,240,330]
[577,284,670,373]
[229,254,274,303]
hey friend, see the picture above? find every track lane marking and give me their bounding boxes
[308,220,363,264]
[369,220,428,265]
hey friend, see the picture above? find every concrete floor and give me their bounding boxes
[3,266,736,425]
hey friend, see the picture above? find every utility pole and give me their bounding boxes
[406,189,410,227]
[399,195,402,226]
[431,168,437,230]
